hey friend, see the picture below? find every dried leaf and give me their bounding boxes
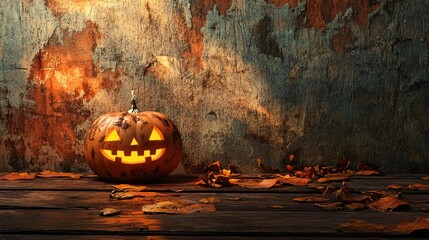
[368,196,409,212]
[204,161,221,173]
[36,170,81,180]
[221,169,231,178]
[0,172,36,180]
[354,170,380,176]
[338,218,429,236]
[141,200,215,214]
[337,220,393,233]
[293,196,329,203]
[345,202,366,211]
[317,173,351,183]
[256,158,279,173]
[323,185,339,195]
[387,184,404,190]
[195,172,233,188]
[99,208,122,216]
[407,184,429,191]
[110,190,135,200]
[199,197,222,204]
[295,167,315,179]
[363,190,401,201]
[237,179,278,189]
[422,176,429,181]
[395,217,429,235]
[279,175,310,186]
[314,202,345,211]
[111,184,147,192]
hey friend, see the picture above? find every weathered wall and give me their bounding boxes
[0,0,428,173]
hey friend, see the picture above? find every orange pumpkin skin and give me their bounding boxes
[84,111,183,182]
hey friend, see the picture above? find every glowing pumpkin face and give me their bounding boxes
[84,111,183,182]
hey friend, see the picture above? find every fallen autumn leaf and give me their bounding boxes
[368,196,409,212]
[0,172,36,180]
[141,200,215,214]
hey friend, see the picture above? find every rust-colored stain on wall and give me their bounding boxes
[304,0,381,29]
[331,26,355,52]
[179,0,233,72]
[4,21,121,171]
[264,0,301,8]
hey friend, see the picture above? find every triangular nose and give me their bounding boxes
[130,138,138,146]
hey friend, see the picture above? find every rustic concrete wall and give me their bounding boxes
[0,0,428,173]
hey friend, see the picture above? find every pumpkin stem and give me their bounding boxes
[128,90,139,113]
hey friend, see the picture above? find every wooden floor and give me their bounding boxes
[0,173,428,239]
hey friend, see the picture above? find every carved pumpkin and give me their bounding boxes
[84,111,183,182]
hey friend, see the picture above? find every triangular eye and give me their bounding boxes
[149,126,164,141]
[104,128,121,142]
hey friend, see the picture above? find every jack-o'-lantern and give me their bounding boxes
[84,111,183,182]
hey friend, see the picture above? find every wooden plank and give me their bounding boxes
[0,209,427,237]
[0,191,428,213]
[0,235,414,240]
[0,175,427,194]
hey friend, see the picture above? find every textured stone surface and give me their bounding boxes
[0,0,428,173]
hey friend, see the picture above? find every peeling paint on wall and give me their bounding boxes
[0,0,428,173]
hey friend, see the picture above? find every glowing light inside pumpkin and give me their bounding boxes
[104,128,121,142]
[101,126,166,164]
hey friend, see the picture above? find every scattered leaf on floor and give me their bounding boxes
[407,184,429,191]
[337,219,393,233]
[199,197,222,204]
[368,196,409,212]
[293,196,329,203]
[204,161,221,173]
[221,169,231,178]
[141,200,215,214]
[110,190,135,200]
[338,218,429,236]
[422,176,429,181]
[317,173,352,183]
[387,184,404,190]
[237,179,278,189]
[0,172,36,180]
[395,217,429,235]
[111,184,147,192]
[36,171,81,180]
[354,170,380,176]
[363,190,401,201]
[323,185,339,195]
[99,208,122,216]
[278,175,310,186]
[196,172,234,188]
[345,202,366,211]
[314,202,345,211]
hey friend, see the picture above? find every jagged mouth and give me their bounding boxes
[100,148,166,164]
